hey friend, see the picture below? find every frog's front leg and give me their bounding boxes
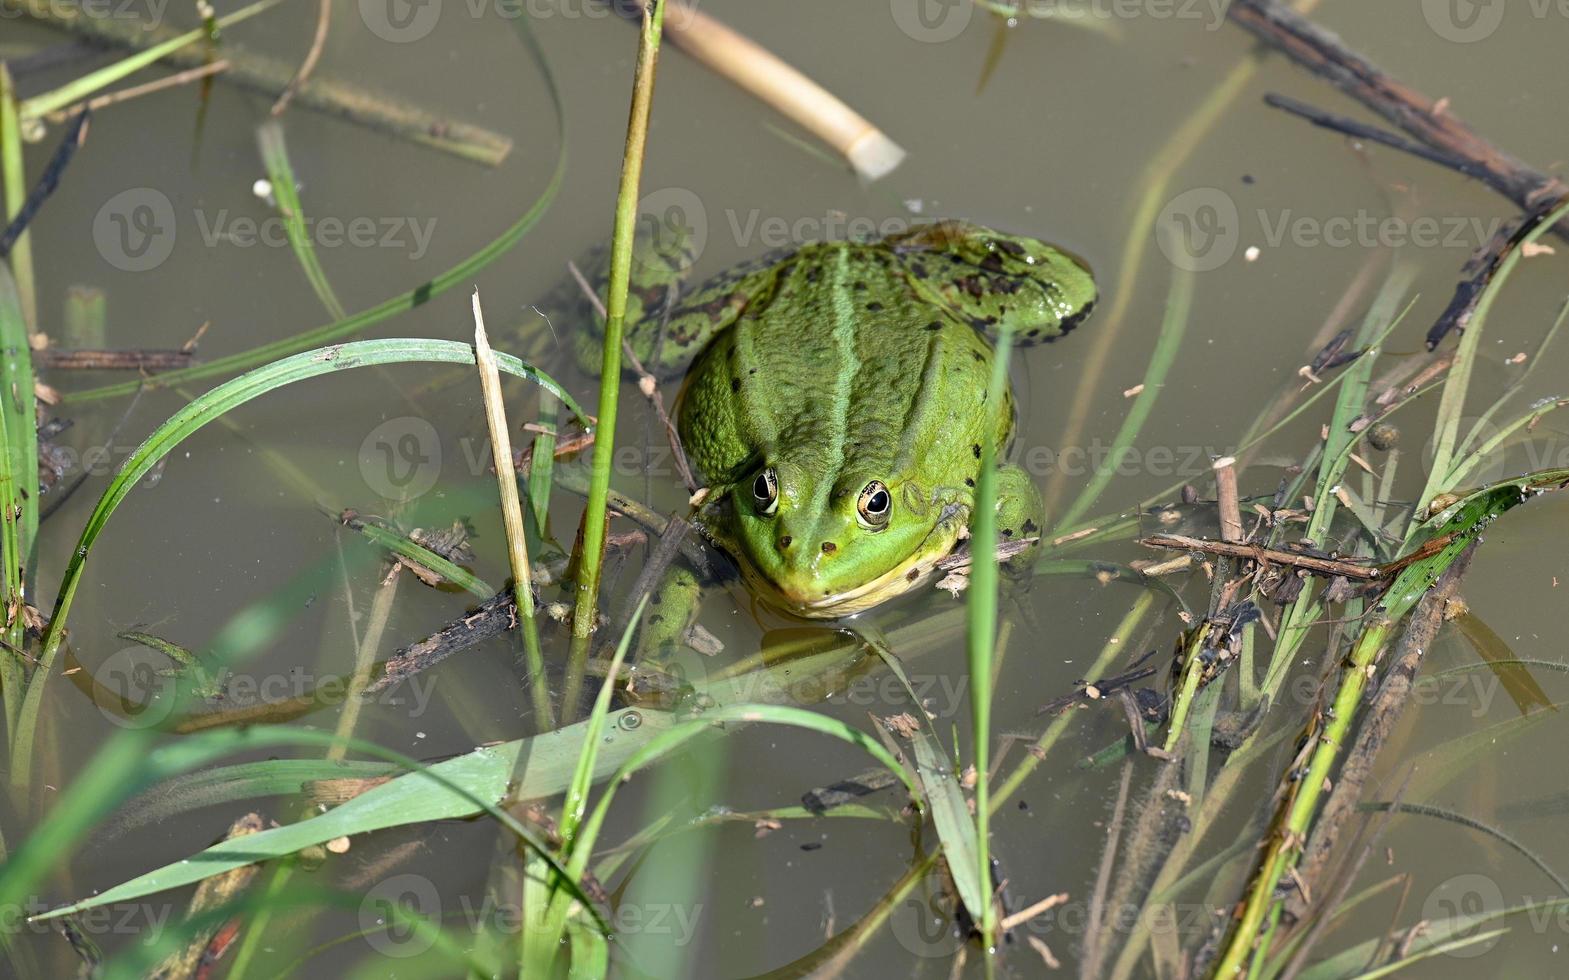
[991,464,1045,570]
[567,220,787,380]
[887,220,1098,348]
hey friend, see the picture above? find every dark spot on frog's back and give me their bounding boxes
[731,378,741,392]
[979,251,1006,274]
[865,301,884,313]
[821,541,837,554]
[972,444,982,458]
[925,320,942,331]
[997,239,1026,256]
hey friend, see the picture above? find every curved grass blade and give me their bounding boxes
[1357,800,1568,893]
[31,726,605,929]
[62,11,568,404]
[256,120,345,320]
[0,261,34,734]
[12,339,586,792]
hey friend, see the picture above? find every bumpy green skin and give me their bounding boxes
[575,220,1096,636]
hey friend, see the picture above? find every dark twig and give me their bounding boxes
[34,348,196,371]
[1141,533,1381,580]
[271,0,330,117]
[1228,0,1569,237]
[0,108,88,259]
[1261,93,1493,183]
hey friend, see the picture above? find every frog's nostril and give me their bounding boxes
[821,541,837,554]
[778,535,792,550]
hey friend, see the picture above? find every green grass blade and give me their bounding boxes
[0,261,34,736]
[1417,200,1569,515]
[560,595,646,851]
[61,11,567,404]
[965,319,1014,940]
[12,339,585,793]
[32,726,604,928]
[866,636,987,924]
[564,0,667,713]
[1,65,36,332]
[18,0,287,119]
[256,120,346,320]
[337,511,492,598]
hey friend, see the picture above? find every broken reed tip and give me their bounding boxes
[847,129,908,182]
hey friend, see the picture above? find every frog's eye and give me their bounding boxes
[752,468,779,515]
[857,481,892,529]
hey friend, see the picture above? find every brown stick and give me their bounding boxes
[1141,533,1381,580]
[34,348,195,371]
[1228,0,1569,236]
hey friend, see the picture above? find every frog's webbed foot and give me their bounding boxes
[633,562,705,658]
[992,464,1045,573]
[885,219,1098,348]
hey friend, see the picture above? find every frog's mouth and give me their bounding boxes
[743,522,964,619]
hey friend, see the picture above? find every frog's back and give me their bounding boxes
[678,239,1006,493]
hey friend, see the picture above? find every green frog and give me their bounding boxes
[561,219,1096,647]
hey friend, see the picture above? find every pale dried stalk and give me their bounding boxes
[663,1,905,180]
[473,290,553,728]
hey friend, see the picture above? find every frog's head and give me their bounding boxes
[722,460,964,619]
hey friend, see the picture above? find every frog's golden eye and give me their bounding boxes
[752,468,779,515]
[857,481,892,529]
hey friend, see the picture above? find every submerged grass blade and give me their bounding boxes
[1056,247,1194,531]
[62,12,567,404]
[18,0,286,120]
[256,120,346,320]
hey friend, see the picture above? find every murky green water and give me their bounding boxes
[5,1,1569,977]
